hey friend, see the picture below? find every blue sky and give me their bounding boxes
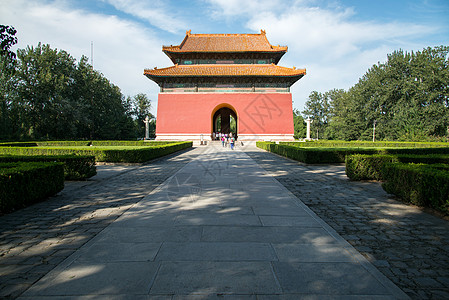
[1,0,448,116]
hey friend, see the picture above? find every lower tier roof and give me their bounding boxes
[144,64,306,85]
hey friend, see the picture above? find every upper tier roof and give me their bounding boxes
[163,30,288,53]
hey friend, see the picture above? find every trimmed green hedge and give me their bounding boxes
[0,142,38,147]
[89,141,176,147]
[0,162,64,214]
[0,140,184,147]
[257,142,377,163]
[257,141,449,164]
[346,154,449,181]
[0,141,193,163]
[281,140,449,148]
[36,141,91,147]
[382,163,449,213]
[0,155,96,180]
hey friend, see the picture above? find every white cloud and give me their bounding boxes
[207,0,285,18]
[0,0,169,115]
[103,0,187,34]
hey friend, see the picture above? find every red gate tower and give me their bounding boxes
[144,30,306,141]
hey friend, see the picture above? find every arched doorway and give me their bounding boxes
[212,105,237,139]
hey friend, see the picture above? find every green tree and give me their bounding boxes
[0,25,18,140]
[14,43,79,139]
[0,25,17,60]
[8,43,135,140]
[126,93,154,138]
[327,46,449,141]
[302,91,331,139]
[293,109,306,139]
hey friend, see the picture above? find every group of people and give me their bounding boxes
[212,132,236,150]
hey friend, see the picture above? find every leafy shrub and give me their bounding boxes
[0,162,64,214]
[282,140,449,148]
[257,141,449,164]
[90,140,176,146]
[0,142,38,147]
[0,155,96,180]
[37,141,91,146]
[0,142,192,163]
[257,142,379,163]
[346,154,449,181]
[345,155,400,181]
[382,163,449,213]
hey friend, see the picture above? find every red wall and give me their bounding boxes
[156,93,294,136]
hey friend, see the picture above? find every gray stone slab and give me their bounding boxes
[150,261,282,295]
[229,198,298,208]
[93,226,202,243]
[272,262,390,295]
[199,188,250,200]
[201,226,340,244]
[155,242,277,261]
[260,216,322,227]
[175,197,225,209]
[252,206,310,216]
[22,261,158,296]
[257,295,396,300]
[176,206,254,216]
[174,214,262,226]
[173,295,257,300]
[248,193,299,203]
[76,242,161,262]
[273,244,356,262]
[20,296,158,300]
[109,213,177,227]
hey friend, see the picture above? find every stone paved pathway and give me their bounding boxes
[0,147,199,299]
[1,143,447,299]
[3,143,408,299]
[244,146,449,299]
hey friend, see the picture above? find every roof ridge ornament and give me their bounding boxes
[261,29,266,35]
[186,29,191,35]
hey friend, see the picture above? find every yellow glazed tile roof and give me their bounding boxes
[163,30,288,53]
[144,64,306,77]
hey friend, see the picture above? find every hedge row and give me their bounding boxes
[0,141,193,163]
[87,141,176,147]
[0,142,38,147]
[257,142,449,164]
[258,142,367,163]
[382,163,449,213]
[0,155,96,180]
[0,162,64,214]
[345,154,449,181]
[281,140,449,148]
[0,141,184,147]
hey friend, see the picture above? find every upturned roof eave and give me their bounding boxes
[144,73,305,78]
[163,50,287,64]
[143,73,305,87]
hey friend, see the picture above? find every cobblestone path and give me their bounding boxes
[0,147,202,299]
[245,147,449,300]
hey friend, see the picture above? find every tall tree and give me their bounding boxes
[0,25,17,60]
[15,43,79,139]
[302,91,331,139]
[0,25,18,139]
[293,109,306,139]
[6,43,136,140]
[128,93,154,138]
[326,46,449,141]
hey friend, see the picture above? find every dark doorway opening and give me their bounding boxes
[213,107,237,138]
